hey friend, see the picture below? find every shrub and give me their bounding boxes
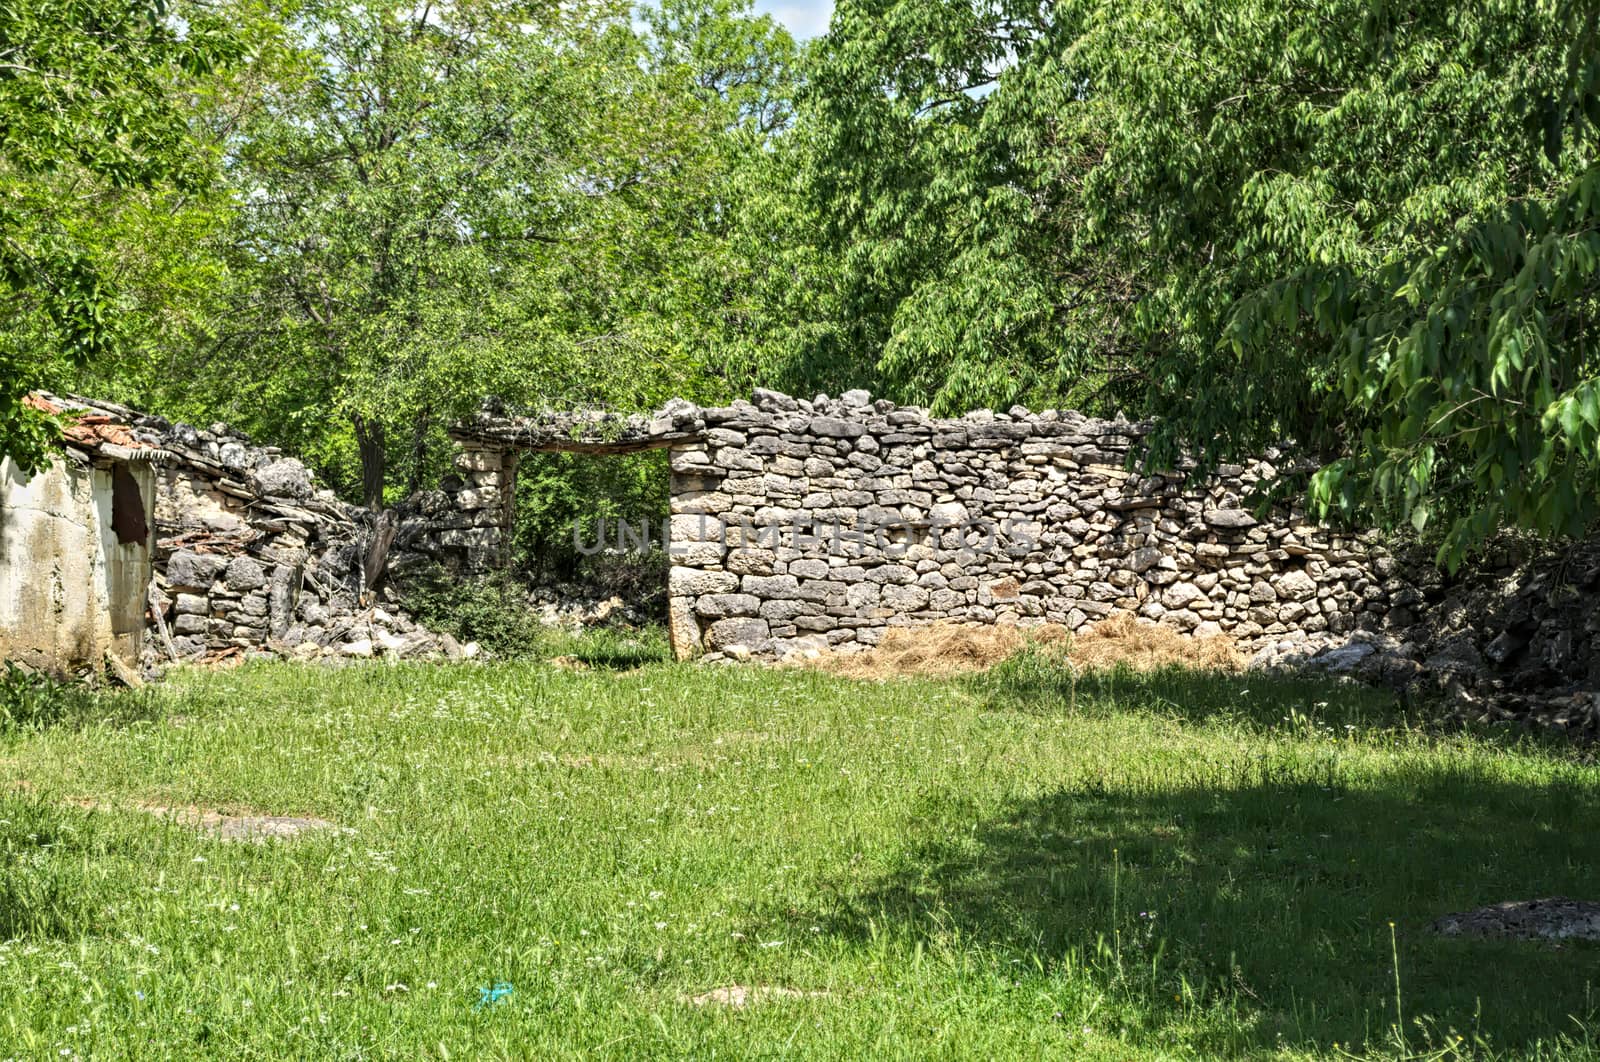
[0,663,158,734]
[399,568,548,658]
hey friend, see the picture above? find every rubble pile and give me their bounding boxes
[52,396,448,668]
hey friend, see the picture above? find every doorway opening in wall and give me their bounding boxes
[399,442,673,664]
[510,449,671,617]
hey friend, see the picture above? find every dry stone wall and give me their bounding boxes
[655,389,1400,661]
[53,397,447,668]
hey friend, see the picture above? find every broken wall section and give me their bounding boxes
[48,397,444,667]
[0,453,155,671]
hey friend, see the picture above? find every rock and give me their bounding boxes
[1204,508,1258,530]
[166,550,230,590]
[1484,630,1525,666]
[1431,898,1600,942]
[174,593,209,615]
[1129,547,1165,574]
[1162,582,1207,609]
[1308,641,1375,673]
[250,459,313,499]
[705,617,770,651]
[339,639,374,658]
[669,569,740,597]
[696,593,761,618]
[224,556,267,591]
[809,416,867,439]
[374,629,407,654]
[1275,569,1317,601]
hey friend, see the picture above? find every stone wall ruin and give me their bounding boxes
[449,389,1406,664]
[45,396,448,668]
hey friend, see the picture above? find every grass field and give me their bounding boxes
[1,632,1598,1059]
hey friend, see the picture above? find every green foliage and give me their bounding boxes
[793,0,1600,562]
[0,663,158,734]
[0,795,108,941]
[399,567,548,658]
[104,0,799,511]
[0,0,253,470]
[1261,9,1600,566]
[511,450,669,585]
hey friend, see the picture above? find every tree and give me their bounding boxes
[205,0,637,508]
[794,0,1597,562]
[0,0,249,470]
[128,0,800,513]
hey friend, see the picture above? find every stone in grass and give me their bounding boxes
[1430,898,1600,942]
[684,985,829,1008]
[80,801,352,844]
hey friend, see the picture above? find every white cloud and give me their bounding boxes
[752,0,833,39]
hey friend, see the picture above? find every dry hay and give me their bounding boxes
[796,612,1243,679]
[1069,612,1244,672]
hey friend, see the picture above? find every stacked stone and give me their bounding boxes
[395,448,517,575]
[661,389,1397,661]
[59,397,442,665]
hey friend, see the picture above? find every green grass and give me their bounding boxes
[0,633,1597,1059]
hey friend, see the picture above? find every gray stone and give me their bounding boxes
[224,556,267,591]
[705,617,770,651]
[173,593,209,615]
[810,417,867,439]
[1276,569,1317,601]
[166,550,230,590]
[250,459,313,499]
[1204,508,1258,530]
[697,594,761,618]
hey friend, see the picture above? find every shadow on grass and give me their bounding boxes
[974,650,1474,738]
[783,672,1600,1053]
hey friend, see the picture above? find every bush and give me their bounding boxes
[0,663,158,734]
[400,568,548,659]
[512,450,669,584]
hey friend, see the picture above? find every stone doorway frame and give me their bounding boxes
[445,401,707,658]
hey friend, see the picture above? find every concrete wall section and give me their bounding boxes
[0,455,153,670]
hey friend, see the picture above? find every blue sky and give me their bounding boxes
[752,0,834,39]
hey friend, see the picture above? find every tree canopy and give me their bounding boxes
[7,0,1600,565]
[785,0,1599,563]
[0,0,252,470]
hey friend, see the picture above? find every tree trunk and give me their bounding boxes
[353,412,386,512]
[363,508,399,594]
[404,410,431,498]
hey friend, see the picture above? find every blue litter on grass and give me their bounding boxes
[476,982,513,1010]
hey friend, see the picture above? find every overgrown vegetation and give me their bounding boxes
[8,0,1598,567]
[511,450,671,590]
[400,568,669,658]
[0,663,158,735]
[0,652,1594,1056]
[399,569,551,657]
